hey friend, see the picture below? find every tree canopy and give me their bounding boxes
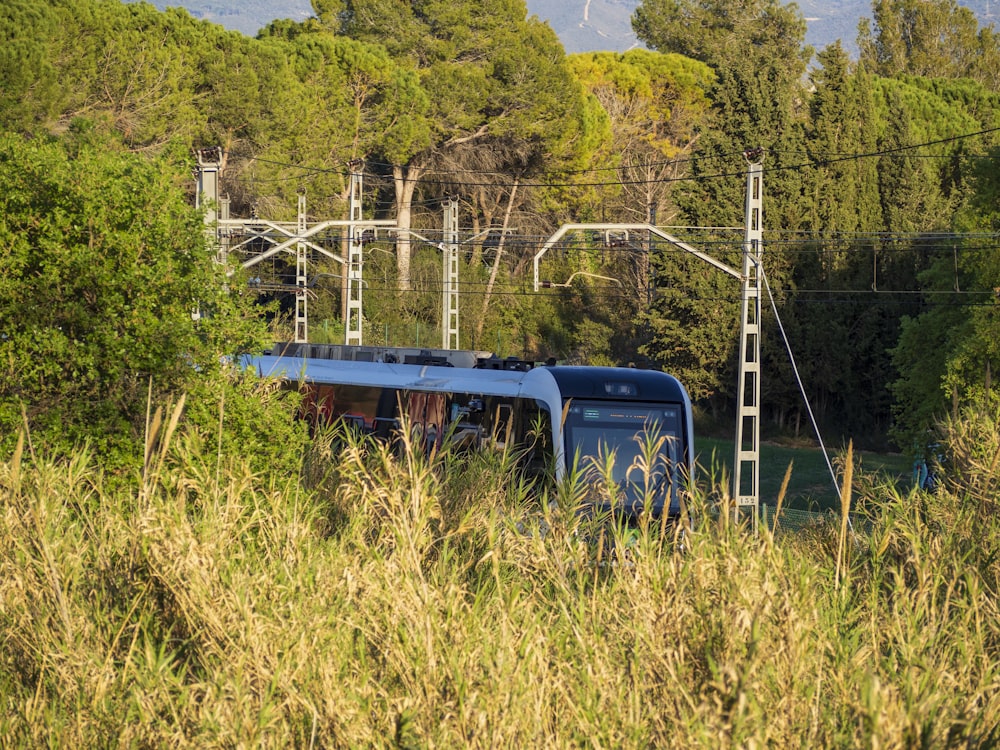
[858,0,1000,89]
[3,0,1000,453]
[633,0,809,73]
[0,128,299,467]
[309,0,597,290]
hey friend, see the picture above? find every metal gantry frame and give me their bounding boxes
[195,154,394,346]
[195,147,222,221]
[532,160,764,525]
[195,147,223,262]
[196,152,474,349]
[196,151,764,518]
[391,199,466,351]
[532,223,742,291]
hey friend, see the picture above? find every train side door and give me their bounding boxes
[405,391,448,452]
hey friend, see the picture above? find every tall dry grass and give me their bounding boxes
[2,407,1000,747]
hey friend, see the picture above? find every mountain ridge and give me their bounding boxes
[128,0,997,58]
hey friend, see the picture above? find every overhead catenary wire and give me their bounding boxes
[225,126,1000,352]
[255,276,1000,308]
[760,266,843,502]
[225,124,1000,193]
[228,224,1000,255]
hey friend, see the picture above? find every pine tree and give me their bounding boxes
[316,0,596,295]
[633,0,809,412]
[858,0,1000,89]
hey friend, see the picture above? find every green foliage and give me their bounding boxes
[325,0,600,290]
[633,0,811,73]
[858,0,1000,89]
[0,130,277,467]
[890,143,1000,444]
[644,249,742,401]
[0,1,62,131]
[781,49,896,440]
[632,1,808,412]
[8,0,1000,454]
[566,49,714,223]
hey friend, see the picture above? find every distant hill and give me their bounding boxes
[128,0,997,58]
[524,0,642,54]
[529,0,997,57]
[523,0,873,55]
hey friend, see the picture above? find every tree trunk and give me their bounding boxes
[475,179,518,345]
[392,163,423,292]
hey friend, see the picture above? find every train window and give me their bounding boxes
[373,417,400,440]
[522,400,554,476]
[487,402,514,447]
[562,400,683,511]
[298,382,387,431]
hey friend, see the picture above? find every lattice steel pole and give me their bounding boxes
[345,161,365,346]
[195,147,223,262]
[294,193,308,343]
[442,199,460,350]
[733,153,764,530]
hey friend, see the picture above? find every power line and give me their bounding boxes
[252,276,998,308]
[769,124,1000,169]
[225,124,1000,192]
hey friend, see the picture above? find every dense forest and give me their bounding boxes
[6,3,1000,744]
[2,0,1000,461]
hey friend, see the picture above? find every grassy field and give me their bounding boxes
[1,408,999,747]
[694,435,915,511]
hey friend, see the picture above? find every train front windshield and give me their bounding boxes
[562,400,685,514]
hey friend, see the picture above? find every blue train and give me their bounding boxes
[244,343,694,518]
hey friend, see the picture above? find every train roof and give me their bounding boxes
[542,366,689,404]
[244,354,689,406]
[244,353,550,400]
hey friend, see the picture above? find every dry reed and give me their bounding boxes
[1,409,1000,747]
